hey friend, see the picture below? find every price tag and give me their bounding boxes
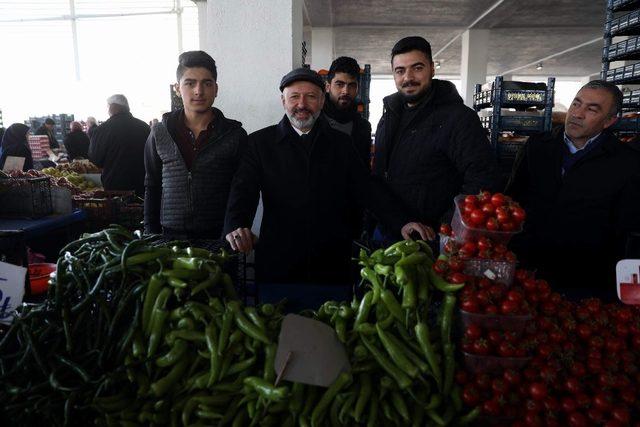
[0,260,27,325]
[2,156,25,172]
[274,314,350,387]
[616,259,640,305]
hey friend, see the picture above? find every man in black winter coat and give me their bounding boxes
[224,68,433,287]
[144,51,247,239]
[507,81,640,301]
[35,118,59,149]
[89,94,150,197]
[373,36,499,239]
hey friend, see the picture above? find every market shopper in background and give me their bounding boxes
[0,123,33,171]
[86,116,98,139]
[224,68,434,291]
[89,94,150,197]
[373,36,499,241]
[63,121,90,161]
[144,51,247,240]
[35,117,59,149]
[507,80,640,301]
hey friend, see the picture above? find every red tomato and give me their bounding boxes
[490,193,506,207]
[506,290,523,304]
[439,223,452,236]
[511,206,526,223]
[481,202,496,215]
[497,341,516,357]
[503,369,521,386]
[477,190,492,204]
[475,373,491,390]
[567,412,588,427]
[587,408,604,424]
[461,241,478,254]
[448,256,464,272]
[529,383,548,401]
[481,399,501,416]
[485,217,499,231]
[471,338,491,355]
[477,237,492,251]
[500,300,519,315]
[463,203,475,215]
[461,384,480,406]
[561,396,578,413]
[469,209,486,226]
[592,392,612,413]
[464,324,482,340]
[500,221,516,232]
[464,195,478,206]
[565,377,582,394]
[487,330,502,346]
[484,305,499,314]
[447,272,466,284]
[460,298,480,313]
[433,259,448,275]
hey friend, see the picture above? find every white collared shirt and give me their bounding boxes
[292,126,310,137]
[563,132,602,154]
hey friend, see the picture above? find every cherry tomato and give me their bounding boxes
[471,339,490,356]
[461,384,480,406]
[485,217,499,231]
[477,190,492,204]
[460,298,480,313]
[500,300,518,315]
[448,256,464,272]
[561,396,578,413]
[511,206,526,223]
[529,382,547,401]
[464,324,482,340]
[464,195,478,206]
[567,412,588,427]
[469,209,486,227]
[490,193,506,207]
[439,223,452,236]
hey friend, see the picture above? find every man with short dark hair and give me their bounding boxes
[507,80,640,301]
[374,36,499,239]
[223,68,433,288]
[323,56,372,167]
[89,94,150,196]
[35,117,59,149]
[144,50,247,239]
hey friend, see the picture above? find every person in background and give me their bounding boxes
[89,94,150,197]
[223,67,433,289]
[144,50,247,240]
[323,56,372,167]
[86,116,98,139]
[63,121,90,161]
[0,123,33,171]
[373,36,499,241]
[507,80,640,301]
[323,56,373,240]
[35,118,59,149]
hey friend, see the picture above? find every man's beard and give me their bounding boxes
[334,95,354,111]
[287,108,321,131]
[400,82,429,104]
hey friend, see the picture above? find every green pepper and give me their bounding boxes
[366,392,379,427]
[310,372,352,427]
[172,257,204,271]
[156,339,187,367]
[415,322,442,390]
[380,289,404,323]
[263,343,277,383]
[150,357,189,397]
[228,301,271,345]
[440,293,456,344]
[353,373,371,422]
[415,264,430,302]
[147,287,171,357]
[205,324,221,387]
[355,322,377,335]
[428,268,465,292]
[289,381,305,418]
[143,274,166,335]
[359,335,411,390]
[354,291,373,328]
[338,391,356,425]
[385,329,430,375]
[443,342,455,396]
[360,268,382,303]
[396,251,428,266]
[335,317,347,343]
[375,323,419,379]
[457,407,481,425]
[374,263,392,276]
[390,391,410,422]
[243,377,289,402]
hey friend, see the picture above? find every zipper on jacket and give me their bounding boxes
[187,171,194,217]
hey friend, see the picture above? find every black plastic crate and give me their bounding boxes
[612,116,640,133]
[604,36,640,61]
[610,0,640,13]
[608,9,640,37]
[481,115,546,134]
[622,89,640,109]
[605,62,640,84]
[0,177,53,219]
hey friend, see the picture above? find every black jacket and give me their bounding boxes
[63,130,90,161]
[374,79,499,228]
[144,108,247,239]
[507,126,640,301]
[89,112,150,196]
[0,124,33,171]
[223,115,410,285]
[35,125,59,149]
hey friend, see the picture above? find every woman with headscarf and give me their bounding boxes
[63,121,90,161]
[0,123,33,171]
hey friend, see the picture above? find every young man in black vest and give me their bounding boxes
[144,51,247,239]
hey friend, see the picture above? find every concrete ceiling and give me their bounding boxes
[304,0,609,77]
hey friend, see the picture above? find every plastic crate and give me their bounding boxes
[450,195,522,245]
[605,62,640,84]
[605,36,640,61]
[72,190,136,228]
[459,309,533,333]
[622,89,640,109]
[0,177,53,218]
[609,9,640,37]
[464,258,516,286]
[462,352,531,375]
[610,0,640,12]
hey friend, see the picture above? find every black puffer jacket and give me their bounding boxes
[89,112,150,196]
[373,80,499,228]
[144,108,247,239]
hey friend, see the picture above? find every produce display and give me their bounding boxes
[0,228,474,426]
[41,167,99,192]
[1,190,639,426]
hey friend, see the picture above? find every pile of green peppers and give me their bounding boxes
[304,240,478,427]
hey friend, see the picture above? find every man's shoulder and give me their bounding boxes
[248,124,279,142]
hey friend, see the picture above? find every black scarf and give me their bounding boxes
[323,93,359,124]
[1,123,30,151]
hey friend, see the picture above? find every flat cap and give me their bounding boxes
[279,67,324,92]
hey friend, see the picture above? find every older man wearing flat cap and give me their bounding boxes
[223,68,433,295]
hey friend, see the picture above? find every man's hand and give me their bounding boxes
[225,227,257,253]
[401,222,436,241]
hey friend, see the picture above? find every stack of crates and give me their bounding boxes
[27,114,75,145]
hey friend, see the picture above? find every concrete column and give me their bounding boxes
[311,27,334,71]
[206,0,303,133]
[460,29,490,107]
[192,0,207,50]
